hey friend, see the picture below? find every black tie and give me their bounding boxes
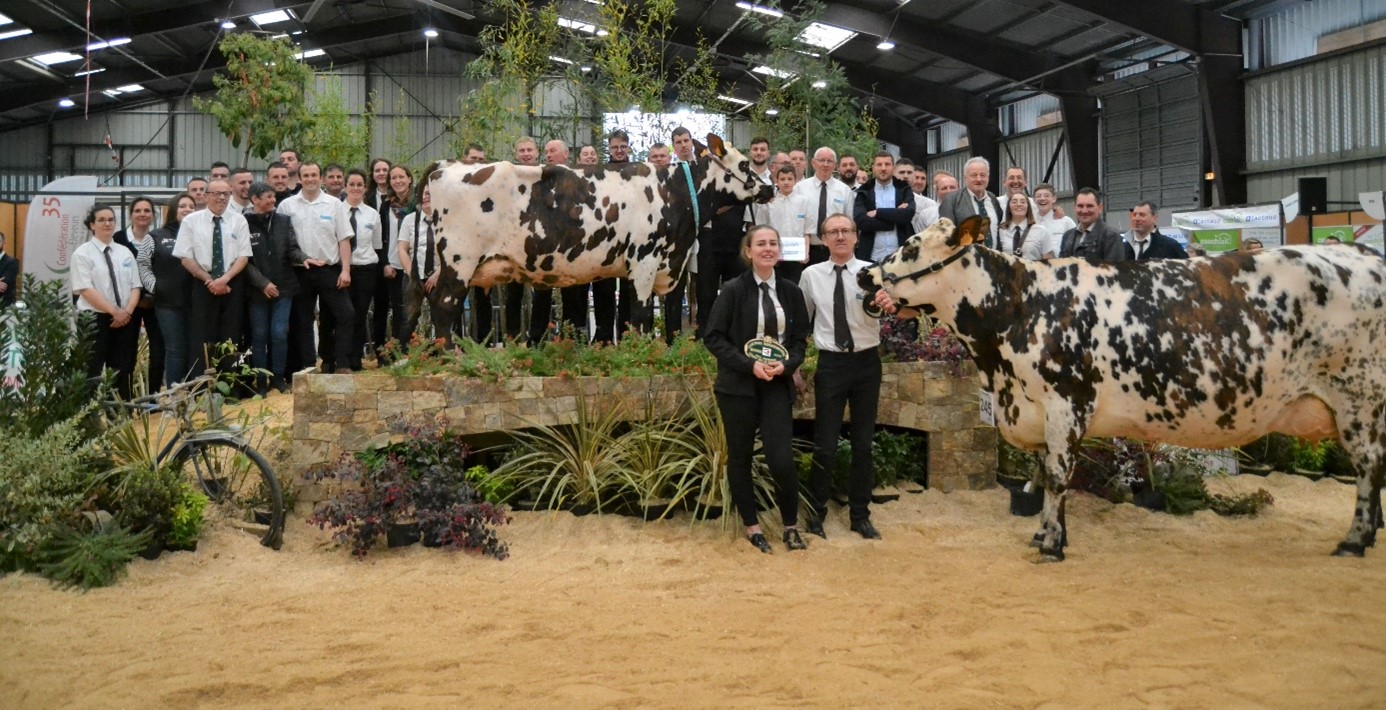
[423,217,435,276]
[833,265,854,352]
[760,282,778,340]
[975,195,987,217]
[1136,240,1146,259]
[349,207,359,251]
[817,181,828,240]
[210,215,224,278]
[102,245,122,308]
[1013,226,1022,253]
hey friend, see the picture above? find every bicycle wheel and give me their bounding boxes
[171,437,284,550]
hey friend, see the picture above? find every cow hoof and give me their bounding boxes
[1029,532,1044,548]
[1332,542,1366,558]
[1036,548,1066,563]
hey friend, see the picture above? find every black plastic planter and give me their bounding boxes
[1010,488,1043,517]
[386,522,421,548]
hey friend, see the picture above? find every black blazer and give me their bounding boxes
[702,271,809,398]
[853,179,917,260]
[148,225,192,311]
[1059,219,1128,263]
[244,211,307,301]
[938,190,1003,247]
[1124,231,1189,260]
[0,252,17,308]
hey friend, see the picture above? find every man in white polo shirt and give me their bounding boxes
[279,161,356,374]
[793,146,855,268]
[173,178,252,374]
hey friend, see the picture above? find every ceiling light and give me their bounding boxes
[557,17,598,34]
[74,67,105,77]
[796,22,856,52]
[221,20,236,30]
[271,33,289,40]
[549,55,574,65]
[249,9,294,27]
[0,28,34,41]
[0,12,13,26]
[718,95,752,106]
[115,84,144,93]
[752,65,795,80]
[58,98,75,108]
[764,108,779,116]
[34,51,83,65]
[87,37,132,51]
[811,80,827,88]
[424,28,439,38]
[877,39,896,50]
[297,49,326,60]
[580,65,592,73]
[735,2,784,18]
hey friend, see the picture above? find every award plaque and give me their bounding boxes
[744,337,789,364]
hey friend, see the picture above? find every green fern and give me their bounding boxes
[36,523,152,591]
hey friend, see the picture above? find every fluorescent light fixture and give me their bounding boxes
[58,98,76,108]
[797,22,856,52]
[877,39,896,50]
[735,2,784,18]
[116,84,144,93]
[0,28,33,41]
[221,20,236,29]
[424,28,439,38]
[580,65,592,72]
[74,66,105,77]
[87,37,132,51]
[764,108,779,116]
[557,17,598,34]
[296,48,325,59]
[752,65,795,80]
[249,9,294,27]
[718,95,752,106]
[0,12,12,25]
[34,51,83,65]
[549,55,574,65]
[811,80,827,88]
[271,33,289,40]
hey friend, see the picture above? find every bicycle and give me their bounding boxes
[106,373,285,550]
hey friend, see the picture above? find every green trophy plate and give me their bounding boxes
[744,337,788,364]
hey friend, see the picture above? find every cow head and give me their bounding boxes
[694,134,775,205]
[858,215,990,311]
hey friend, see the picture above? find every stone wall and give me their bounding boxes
[293,362,997,502]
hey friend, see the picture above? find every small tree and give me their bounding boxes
[195,34,315,165]
[299,74,370,169]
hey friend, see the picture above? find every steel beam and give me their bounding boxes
[0,0,280,63]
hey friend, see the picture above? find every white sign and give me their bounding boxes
[978,389,994,426]
[1242,227,1283,248]
[1360,191,1385,221]
[780,235,807,262]
[1171,202,1282,232]
[1281,192,1300,223]
[23,176,98,294]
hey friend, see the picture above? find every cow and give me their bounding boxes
[859,216,1386,562]
[423,134,774,340]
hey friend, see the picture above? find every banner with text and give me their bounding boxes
[1171,203,1282,232]
[22,176,97,295]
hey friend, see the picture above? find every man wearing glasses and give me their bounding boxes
[794,147,856,266]
[798,213,911,541]
[173,179,253,374]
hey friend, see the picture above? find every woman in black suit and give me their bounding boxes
[703,225,810,553]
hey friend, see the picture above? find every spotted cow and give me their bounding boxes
[423,134,773,338]
[860,216,1386,561]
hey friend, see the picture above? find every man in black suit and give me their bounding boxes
[0,231,17,309]
[937,156,1003,247]
[1058,188,1127,264]
[852,151,916,262]
[1123,201,1189,260]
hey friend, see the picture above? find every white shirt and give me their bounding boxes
[911,194,940,234]
[745,166,772,225]
[998,222,1052,261]
[1124,230,1153,258]
[800,257,880,352]
[343,202,381,266]
[279,191,354,264]
[752,272,784,339]
[397,212,439,277]
[72,239,139,312]
[765,191,812,262]
[871,180,899,262]
[793,176,855,246]
[172,208,252,274]
[229,197,253,215]
[1037,210,1076,256]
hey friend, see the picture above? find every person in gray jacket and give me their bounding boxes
[244,181,307,395]
[1057,188,1127,264]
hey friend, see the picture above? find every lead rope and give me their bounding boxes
[681,161,700,228]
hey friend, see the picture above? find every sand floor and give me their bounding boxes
[3,459,1385,708]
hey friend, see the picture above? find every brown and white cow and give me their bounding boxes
[423,134,773,337]
[860,216,1386,561]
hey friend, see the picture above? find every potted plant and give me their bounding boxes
[165,485,208,552]
[1291,439,1327,480]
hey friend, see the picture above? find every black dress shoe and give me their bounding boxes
[806,519,826,539]
[747,532,772,554]
[783,528,807,551]
[273,379,291,394]
[850,519,882,540]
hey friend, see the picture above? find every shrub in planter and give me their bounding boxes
[1291,438,1328,473]
[166,485,208,551]
[0,410,105,574]
[112,463,183,550]
[1238,434,1297,472]
[36,521,152,590]
[310,417,509,559]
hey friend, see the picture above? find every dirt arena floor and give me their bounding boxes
[4,462,1385,708]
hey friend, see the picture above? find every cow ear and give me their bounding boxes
[693,137,709,158]
[950,216,989,248]
[706,134,726,158]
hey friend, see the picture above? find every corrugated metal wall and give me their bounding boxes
[1000,127,1072,196]
[1101,73,1202,226]
[1245,42,1386,204]
[1003,94,1060,134]
[926,149,971,186]
[1250,0,1386,67]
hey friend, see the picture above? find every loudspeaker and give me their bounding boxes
[1299,177,1328,215]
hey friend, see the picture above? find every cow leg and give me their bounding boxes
[1329,412,1386,557]
[1035,446,1074,562]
